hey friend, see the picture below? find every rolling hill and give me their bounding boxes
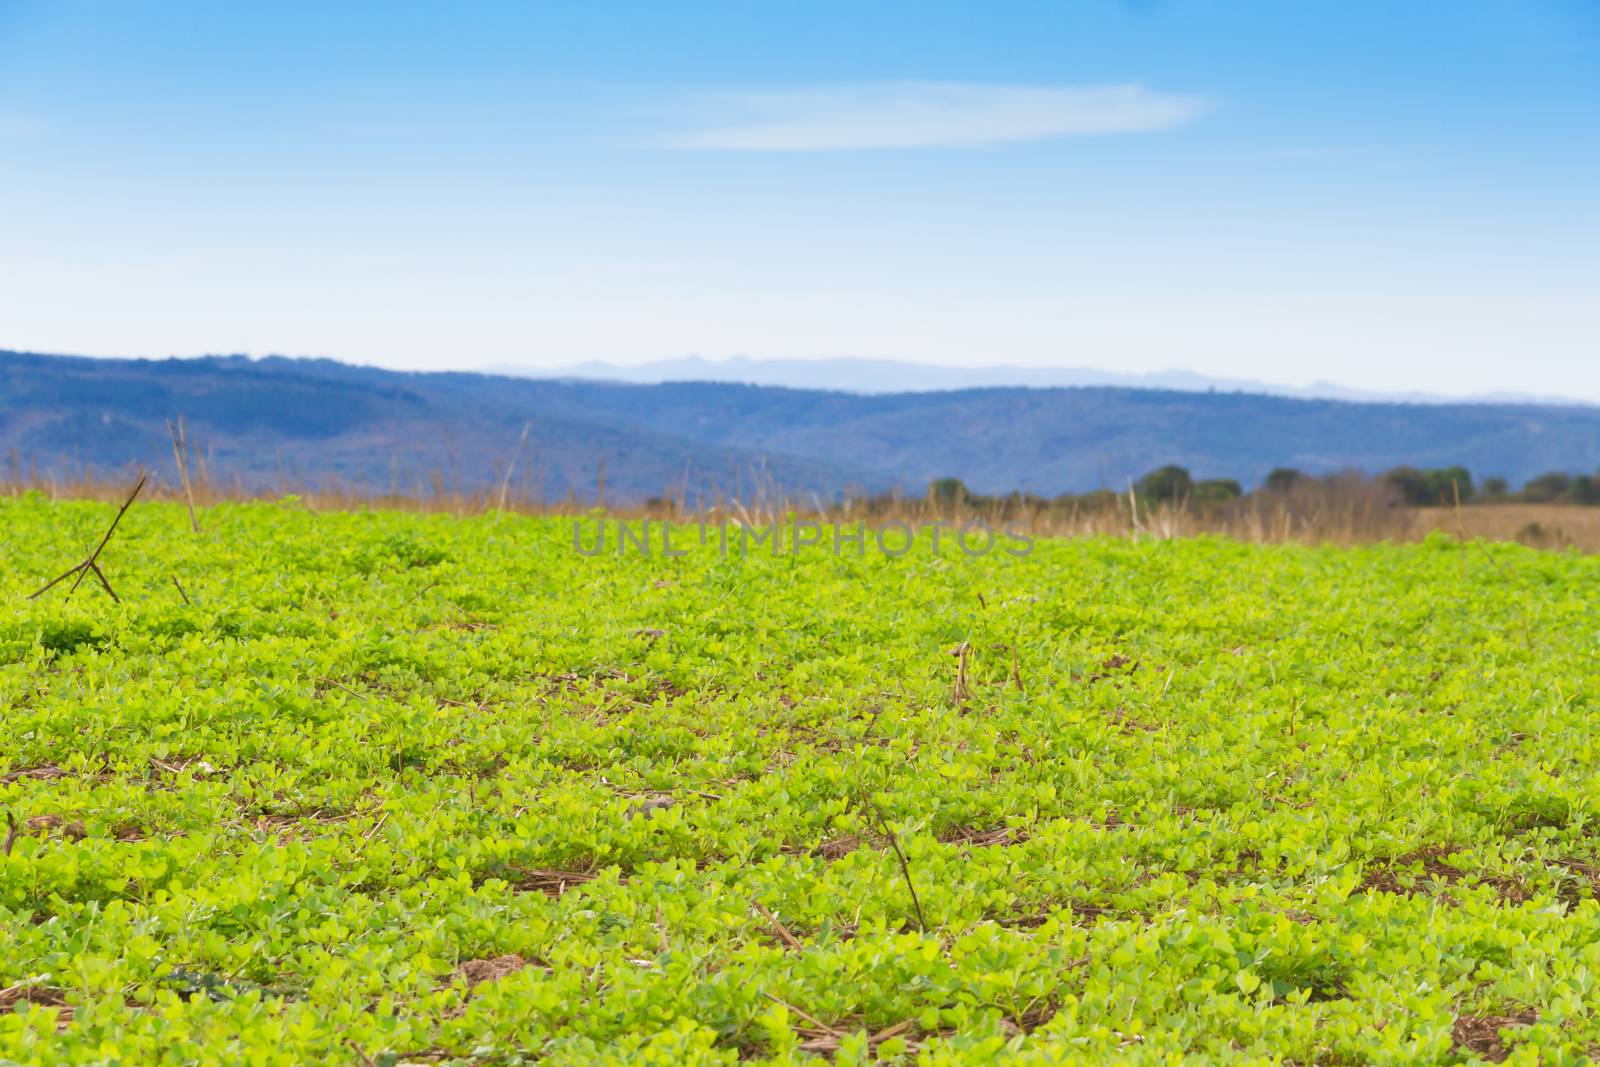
[5,348,1600,502]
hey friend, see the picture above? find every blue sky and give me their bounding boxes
[1,1,1597,396]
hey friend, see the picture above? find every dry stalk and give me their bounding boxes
[495,421,532,512]
[168,416,201,533]
[27,474,147,602]
[860,799,929,934]
[751,899,805,952]
[950,640,973,705]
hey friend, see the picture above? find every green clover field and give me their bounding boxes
[5,497,1600,1065]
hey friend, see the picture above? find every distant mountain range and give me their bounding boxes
[6,348,1600,502]
[490,355,1580,406]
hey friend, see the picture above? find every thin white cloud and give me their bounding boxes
[663,82,1210,151]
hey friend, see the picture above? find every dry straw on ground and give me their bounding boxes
[6,462,1600,550]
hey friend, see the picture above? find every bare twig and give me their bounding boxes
[751,899,805,952]
[318,677,368,702]
[1452,479,1468,580]
[357,812,390,852]
[761,990,842,1037]
[864,802,928,933]
[169,416,201,533]
[171,574,191,605]
[496,421,532,512]
[88,561,118,603]
[28,474,147,601]
[25,562,88,601]
[400,580,438,609]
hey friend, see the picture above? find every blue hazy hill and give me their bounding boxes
[5,348,1600,502]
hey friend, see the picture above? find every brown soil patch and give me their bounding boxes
[453,954,530,989]
[1451,1011,1537,1062]
[1360,846,1463,894]
[938,825,1029,849]
[0,765,67,784]
[812,834,863,861]
[506,867,600,897]
[0,984,73,1027]
[22,814,86,841]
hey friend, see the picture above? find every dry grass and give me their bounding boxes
[1413,504,1600,550]
[9,465,1600,550]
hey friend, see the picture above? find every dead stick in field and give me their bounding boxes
[863,800,929,933]
[400,579,438,609]
[28,473,147,601]
[357,811,390,852]
[88,561,119,603]
[318,677,368,701]
[169,416,201,533]
[496,421,532,512]
[950,640,972,704]
[760,991,843,1037]
[1452,480,1467,580]
[171,574,191,605]
[751,899,805,952]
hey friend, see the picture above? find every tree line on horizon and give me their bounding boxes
[920,464,1600,515]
